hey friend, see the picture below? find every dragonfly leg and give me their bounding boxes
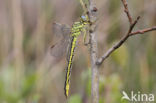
[83,28,90,46]
[83,28,87,45]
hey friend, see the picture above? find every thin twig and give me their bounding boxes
[80,0,88,15]
[130,26,156,36]
[121,0,133,24]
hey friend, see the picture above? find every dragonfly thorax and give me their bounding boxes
[71,22,85,37]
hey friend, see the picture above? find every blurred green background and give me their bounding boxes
[0,0,156,103]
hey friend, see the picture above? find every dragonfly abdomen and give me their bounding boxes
[64,37,77,97]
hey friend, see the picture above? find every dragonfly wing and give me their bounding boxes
[52,22,71,38]
[50,23,71,59]
[50,39,69,58]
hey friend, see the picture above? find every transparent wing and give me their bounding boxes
[52,22,70,38]
[50,23,71,59]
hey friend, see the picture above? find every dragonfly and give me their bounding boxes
[51,15,91,98]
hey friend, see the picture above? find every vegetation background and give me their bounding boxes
[0,0,155,103]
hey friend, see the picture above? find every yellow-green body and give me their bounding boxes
[64,18,89,97]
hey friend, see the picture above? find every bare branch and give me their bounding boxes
[121,0,133,24]
[96,0,156,65]
[96,16,140,65]
[130,26,156,36]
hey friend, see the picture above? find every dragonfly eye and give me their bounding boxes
[81,15,87,21]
